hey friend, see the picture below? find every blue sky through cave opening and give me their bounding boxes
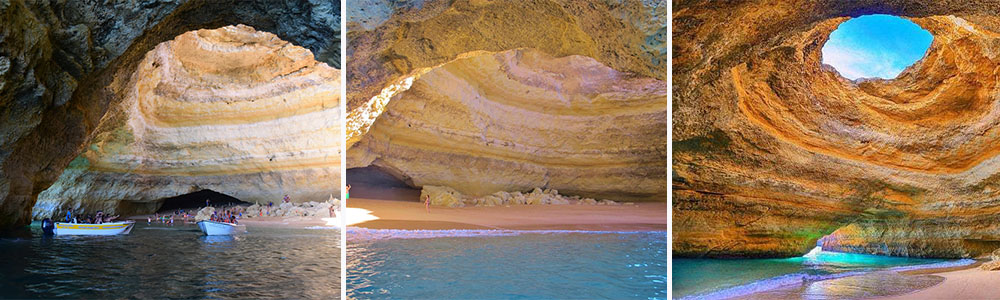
[822,14,933,80]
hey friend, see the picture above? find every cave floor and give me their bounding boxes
[347,198,667,231]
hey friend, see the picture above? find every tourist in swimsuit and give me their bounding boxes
[424,195,430,213]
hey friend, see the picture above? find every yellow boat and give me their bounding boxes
[54,221,135,235]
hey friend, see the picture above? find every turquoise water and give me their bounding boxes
[0,221,340,299]
[674,248,971,299]
[347,229,668,299]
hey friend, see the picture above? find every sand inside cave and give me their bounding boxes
[346,197,667,231]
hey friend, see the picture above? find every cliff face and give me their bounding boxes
[346,0,667,202]
[0,0,339,229]
[31,25,340,219]
[674,1,1000,258]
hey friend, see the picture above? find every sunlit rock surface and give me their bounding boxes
[674,1,1000,258]
[346,0,667,202]
[0,0,340,229]
[32,25,340,219]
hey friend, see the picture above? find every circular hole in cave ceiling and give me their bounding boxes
[821,14,933,80]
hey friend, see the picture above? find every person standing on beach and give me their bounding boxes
[424,195,430,213]
[283,194,290,203]
[206,199,211,207]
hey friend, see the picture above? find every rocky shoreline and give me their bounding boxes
[420,186,632,208]
[194,198,341,221]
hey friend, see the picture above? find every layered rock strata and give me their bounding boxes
[0,0,340,229]
[346,0,667,203]
[350,49,667,201]
[31,25,340,219]
[674,1,1000,258]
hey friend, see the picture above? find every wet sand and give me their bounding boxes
[347,197,667,231]
[738,260,987,299]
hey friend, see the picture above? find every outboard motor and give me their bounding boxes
[41,218,55,235]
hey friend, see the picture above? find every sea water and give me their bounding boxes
[674,247,973,299]
[0,221,340,298]
[347,229,668,299]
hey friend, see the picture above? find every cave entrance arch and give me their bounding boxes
[30,24,339,223]
[156,190,250,213]
[821,14,933,80]
[346,166,421,202]
[4,1,340,230]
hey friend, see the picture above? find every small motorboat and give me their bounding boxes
[197,220,247,235]
[54,221,135,235]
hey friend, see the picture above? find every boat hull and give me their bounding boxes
[54,221,135,235]
[197,220,247,235]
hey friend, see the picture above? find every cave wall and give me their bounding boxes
[0,0,340,229]
[345,0,667,202]
[673,0,1000,258]
[31,25,340,219]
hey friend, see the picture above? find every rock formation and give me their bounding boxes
[0,0,340,229]
[346,0,667,202]
[674,1,1000,258]
[31,25,340,219]
[195,199,338,222]
[420,185,626,208]
[980,248,1000,271]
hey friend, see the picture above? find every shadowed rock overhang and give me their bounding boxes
[674,1,1000,258]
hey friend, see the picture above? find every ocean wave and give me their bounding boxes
[347,228,667,240]
[680,259,976,300]
[304,226,341,230]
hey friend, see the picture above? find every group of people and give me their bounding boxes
[64,210,119,224]
[211,206,242,224]
[147,210,191,225]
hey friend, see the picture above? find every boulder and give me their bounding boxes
[421,185,466,207]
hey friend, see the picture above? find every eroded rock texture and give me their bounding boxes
[31,25,340,218]
[346,0,667,202]
[674,1,1000,258]
[0,0,339,229]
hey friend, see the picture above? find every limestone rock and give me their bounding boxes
[674,1,1000,258]
[346,1,667,203]
[195,207,215,222]
[420,185,617,208]
[30,25,341,220]
[421,185,466,208]
[0,0,341,230]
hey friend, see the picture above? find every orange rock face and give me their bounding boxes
[347,1,667,202]
[32,25,340,218]
[674,2,1000,258]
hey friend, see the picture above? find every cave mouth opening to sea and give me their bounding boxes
[6,23,341,299]
[821,14,933,80]
[156,189,250,213]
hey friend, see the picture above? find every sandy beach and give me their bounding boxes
[882,261,1000,299]
[346,197,667,231]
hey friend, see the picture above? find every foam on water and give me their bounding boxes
[346,227,665,240]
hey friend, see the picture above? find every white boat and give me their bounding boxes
[197,220,247,235]
[54,221,135,235]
